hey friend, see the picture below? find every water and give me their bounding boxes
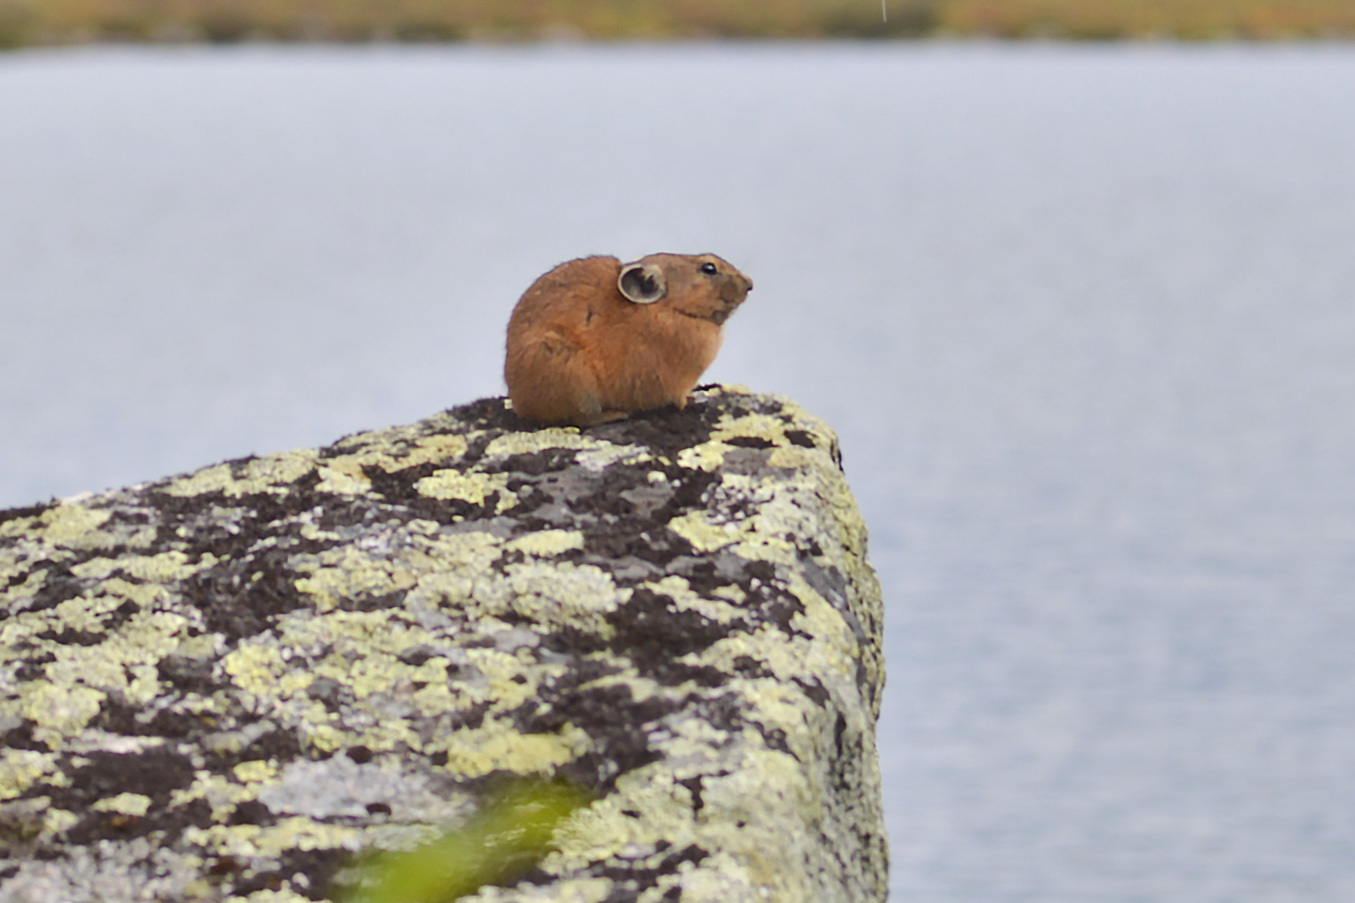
[3,43,1355,901]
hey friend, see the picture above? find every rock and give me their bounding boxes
[0,386,886,902]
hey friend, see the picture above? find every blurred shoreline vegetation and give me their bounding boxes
[3,0,1355,49]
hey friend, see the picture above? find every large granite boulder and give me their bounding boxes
[0,386,886,903]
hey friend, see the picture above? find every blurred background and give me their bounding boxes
[5,0,1355,44]
[3,4,1355,902]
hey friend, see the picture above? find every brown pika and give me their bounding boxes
[504,253,753,426]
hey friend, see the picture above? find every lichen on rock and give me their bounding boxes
[0,385,886,902]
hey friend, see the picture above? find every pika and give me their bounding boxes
[504,253,753,426]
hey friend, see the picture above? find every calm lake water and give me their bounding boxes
[3,43,1355,901]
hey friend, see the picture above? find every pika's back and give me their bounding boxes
[507,256,625,332]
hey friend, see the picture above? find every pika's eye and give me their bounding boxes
[700,262,718,275]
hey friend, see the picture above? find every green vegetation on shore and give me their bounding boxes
[3,0,1354,49]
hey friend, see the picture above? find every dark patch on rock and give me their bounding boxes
[732,655,774,679]
[22,563,88,613]
[588,402,721,460]
[759,593,806,635]
[333,588,409,613]
[227,455,261,480]
[239,727,305,765]
[305,676,347,710]
[1,722,46,752]
[361,461,501,527]
[491,448,581,480]
[760,727,792,756]
[184,556,308,640]
[13,651,54,682]
[581,522,690,569]
[241,847,348,901]
[663,844,709,871]
[599,886,642,903]
[93,696,199,739]
[722,435,774,450]
[103,597,142,629]
[608,589,727,663]
[535,682,676,792]
[207,855,246,877]
[0,501,53,525]
[345,745,374,764]
[659,662,730,687]
[444,700,493,734]
[65,810,156,844]
[784,429,818,449]
[537,623,612,658]
[156,654,219,696]
[228,799,274,826]
[578,842,710,898]
[650,468,721,525]
[456,395,519,430]
[60,748,195,803]
[35,626,105,646]
[396,644,439,667]
[31,749,217,850]
[678,776,705,812]
[795,677,832,707]
[688,692,774,754]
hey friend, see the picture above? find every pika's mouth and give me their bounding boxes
[676,307,736,327]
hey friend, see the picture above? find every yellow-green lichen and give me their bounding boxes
[482,429,600,459]
[459,647,544,709]
[506,530,584,557]
[0,514,44,540]
[467,561,623,635]
[303,724,350,755]
[37,503,111,545]
[313,464,373,496]
[19,681,104,738]
[184,816,362,859]
[233,760,278,784]
[163,450,322,498]
[222,643,286,698]
[314,433,473,496]
[293,545,420,611]
[439,722,588,779]
[549,767,703,872]
[50,591,126,627]
[68,552,206,585]
[92,793,153,816]
[0,750,60,801]
[463,877,617,903]
[42,807,81,839]
[646,575,746,625]
[242,889,317,903]
[0,563,44,607]
[675,442,729,473]
[415,470,517,512]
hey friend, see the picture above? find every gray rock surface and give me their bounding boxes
[0,386,886,902]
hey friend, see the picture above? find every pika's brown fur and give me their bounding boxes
[504,253,753,426]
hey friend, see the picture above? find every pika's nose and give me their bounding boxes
[743,275,754,292]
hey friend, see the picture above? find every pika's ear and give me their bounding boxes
[618,262,667,304]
